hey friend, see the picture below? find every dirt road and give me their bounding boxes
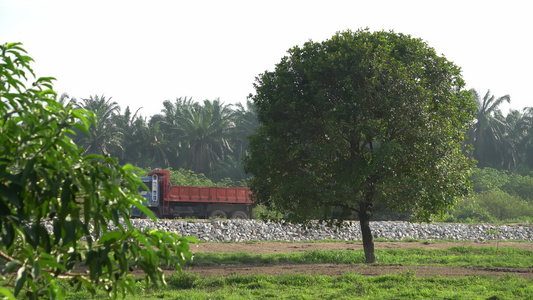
[183,241,533,278]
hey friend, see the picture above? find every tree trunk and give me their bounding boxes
[359,201,377,263]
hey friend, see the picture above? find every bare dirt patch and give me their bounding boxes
[183,241,533,279]
[190,241,533,254]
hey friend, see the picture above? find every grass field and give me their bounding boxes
[138,273,532,300]
[189,246,533,268]
[55,243,533,300]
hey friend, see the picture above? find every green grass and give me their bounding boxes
[59,273,533,300]
[4,246,532,299]
[124,273,533,300]
[190,246,533,268]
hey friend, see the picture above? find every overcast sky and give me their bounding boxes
[1,0,531,117]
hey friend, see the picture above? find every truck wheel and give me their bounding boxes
[231,210,248,219]
[209,210,227,219]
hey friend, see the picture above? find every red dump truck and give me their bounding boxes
[131,169,254,219]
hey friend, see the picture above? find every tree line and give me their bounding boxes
[56,87,533,230]
[58,94,259,185]
[59,89,533,184]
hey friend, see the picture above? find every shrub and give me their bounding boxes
[501,174,533,202]
[252,204,284,221]
[446,197,495,223]
[478,190,533,221]
[469,167,509,194]
[447,190,533,223]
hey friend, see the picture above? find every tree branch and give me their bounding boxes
[0,250,15,262]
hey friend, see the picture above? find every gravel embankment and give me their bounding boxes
[125,219,533,242]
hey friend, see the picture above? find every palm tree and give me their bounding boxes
[517,107,533,169]
[136,116,175,169]
[158,98,234,175]
[56,93,76,107]
[210,100,260,181]
[72,95,122,157]
[155,97,196,168]
[115,106,145,165]
[179,99,234,175]
[466,89,515,169]
[504,109,527,169]
[231,100,260,160]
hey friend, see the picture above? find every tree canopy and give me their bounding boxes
[244,29,476,263]
[0,43,194,299]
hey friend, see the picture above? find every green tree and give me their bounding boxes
[469,167,510,194]
[466,89,512,169]
[72,94,123,157]
[504,109,524,169]
[210,100,260,182]
[122,116,168,169]
[517,107,533,169]
[115,106,146,165]
[181,99,234,175]
[154,97,196,169]
[244,30,476,263]
[0,43,194,299]
[158,98,234,176]
[231,100,260,161]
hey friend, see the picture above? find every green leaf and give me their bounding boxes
[73,122,91,136]
[37,253,67,271]
[59,177,73,219]
[0,287,16,300]
[14,266,26,296]
[2,260,21,275]
[98,231,123,244]
[36,258,67,272]
[53,219,62,245]
[0,199,11,217]
[32,261,40,281]
[130,200,155,220]
[23,223,39,248]
[63,218,75,245]
[83,154,105,160]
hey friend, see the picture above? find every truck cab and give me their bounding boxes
[131,174,161,218]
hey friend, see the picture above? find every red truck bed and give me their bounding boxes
[167,186,253,204]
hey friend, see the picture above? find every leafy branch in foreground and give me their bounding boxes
[0,42,196,299]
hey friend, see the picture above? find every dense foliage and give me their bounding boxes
[0,43,195,299]
[244,29,476,263]
[445,167,533,223]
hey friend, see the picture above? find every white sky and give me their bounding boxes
[1,0,531,118]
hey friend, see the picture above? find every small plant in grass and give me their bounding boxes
[166,273,200,289]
